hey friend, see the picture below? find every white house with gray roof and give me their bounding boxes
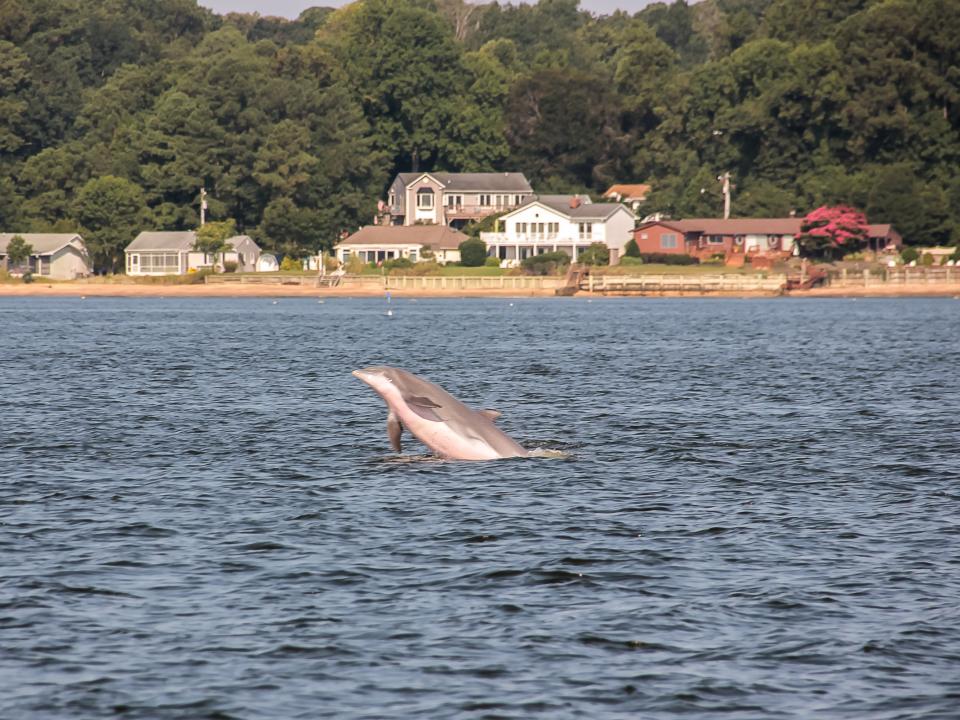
[125,231,261,275]
[480,195,636,264]
[387,172,533,228]
[0,233,91,279]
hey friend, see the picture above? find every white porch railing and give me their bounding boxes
[480,232,585,245]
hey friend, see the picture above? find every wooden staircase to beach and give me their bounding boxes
[556,263,587,296]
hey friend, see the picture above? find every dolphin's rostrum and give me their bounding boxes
[352,366,528,460]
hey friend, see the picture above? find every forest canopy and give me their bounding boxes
[1,0,958,270]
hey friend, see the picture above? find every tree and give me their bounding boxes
[73,176,147,273]
[194,219,237,270]
[797,205,868,259]
[458,237,487,267]
[624,238,641,257]
[579,242,610,266]
[5,234,33,272]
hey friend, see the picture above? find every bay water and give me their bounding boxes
[1,296,958,718]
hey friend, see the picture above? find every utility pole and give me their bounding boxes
[718,172,732,219]
[200,187,208,226]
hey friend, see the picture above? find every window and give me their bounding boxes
[707,235,724,244]
[388,192,396,207]
[40,255,52,275]
[641,233,648,240]
[578,222,593,239]
[516,222,527,234]
[548,222,559,238]
[661,233,677,249]
[139,252,180,273]
[446,194,463,208]
[480,194,491,206]
[416,188,434,209]
[409,249,418,262]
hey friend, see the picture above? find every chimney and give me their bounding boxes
[569,196,581,209]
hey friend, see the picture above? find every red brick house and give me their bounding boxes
[634,218,903,264]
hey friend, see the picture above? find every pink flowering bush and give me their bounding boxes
[798,206,869,259]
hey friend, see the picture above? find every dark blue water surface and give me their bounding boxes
[2,296,959,719]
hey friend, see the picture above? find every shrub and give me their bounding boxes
[639,252,699,265]
[21,271,33,284]
[222,261,238,273]
[579,242,610,266]
[484,256,501,267]
[280,256,302,271]
[183,269,212,284]
[459,237,488,267]
[343,255,366,274]
[842,251,866,262]
[623,238,641,257]
[619,256,644,266]
[702,253,726,265]
[384,256,414,272]
[403,261,444,276]
[521,250,570,276]
[900,246,919,264]
[920,252,935,266]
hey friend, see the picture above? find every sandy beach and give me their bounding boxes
[2,280,958,299]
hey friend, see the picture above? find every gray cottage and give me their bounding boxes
[0,233,92,279]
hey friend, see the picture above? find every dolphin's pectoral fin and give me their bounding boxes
[405,394,442,408]
[403,394,445,422]
[387,411,403,452]
[479,409,501,421]
[407,404,444,422]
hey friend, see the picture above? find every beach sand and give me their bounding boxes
[1,280,958,299]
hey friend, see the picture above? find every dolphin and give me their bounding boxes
[352,366,528,460]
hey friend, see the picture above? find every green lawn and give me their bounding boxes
[594,263,774,276]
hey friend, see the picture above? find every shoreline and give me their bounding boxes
[1,281,958,299]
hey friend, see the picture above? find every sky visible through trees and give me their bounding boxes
[1,0,958,272]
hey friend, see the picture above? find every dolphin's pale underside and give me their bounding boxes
[352,366,528,460]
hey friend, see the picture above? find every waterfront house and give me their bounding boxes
[634,218,804,262]
[480,195,636,265]
[602,184,651,211]
[635,218,904,263]
[335,225,467,265]
[0,233,92,279]
[125,231,261,275]
[386,172,533,228]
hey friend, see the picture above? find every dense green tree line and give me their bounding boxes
[1,0,958,271]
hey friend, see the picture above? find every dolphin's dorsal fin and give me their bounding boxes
[387,411,403,452]
[479,409,501,421]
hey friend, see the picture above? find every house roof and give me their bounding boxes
[516,195,634,221]
[661,218,805,235]
[0,233,84,255]
[337,225,468,250]
[225,235,260,250]
[603,184,651,200]
[126,231,197,251]
[867,224,896,237]
[397,172,532,193]
[638,218,902,240]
